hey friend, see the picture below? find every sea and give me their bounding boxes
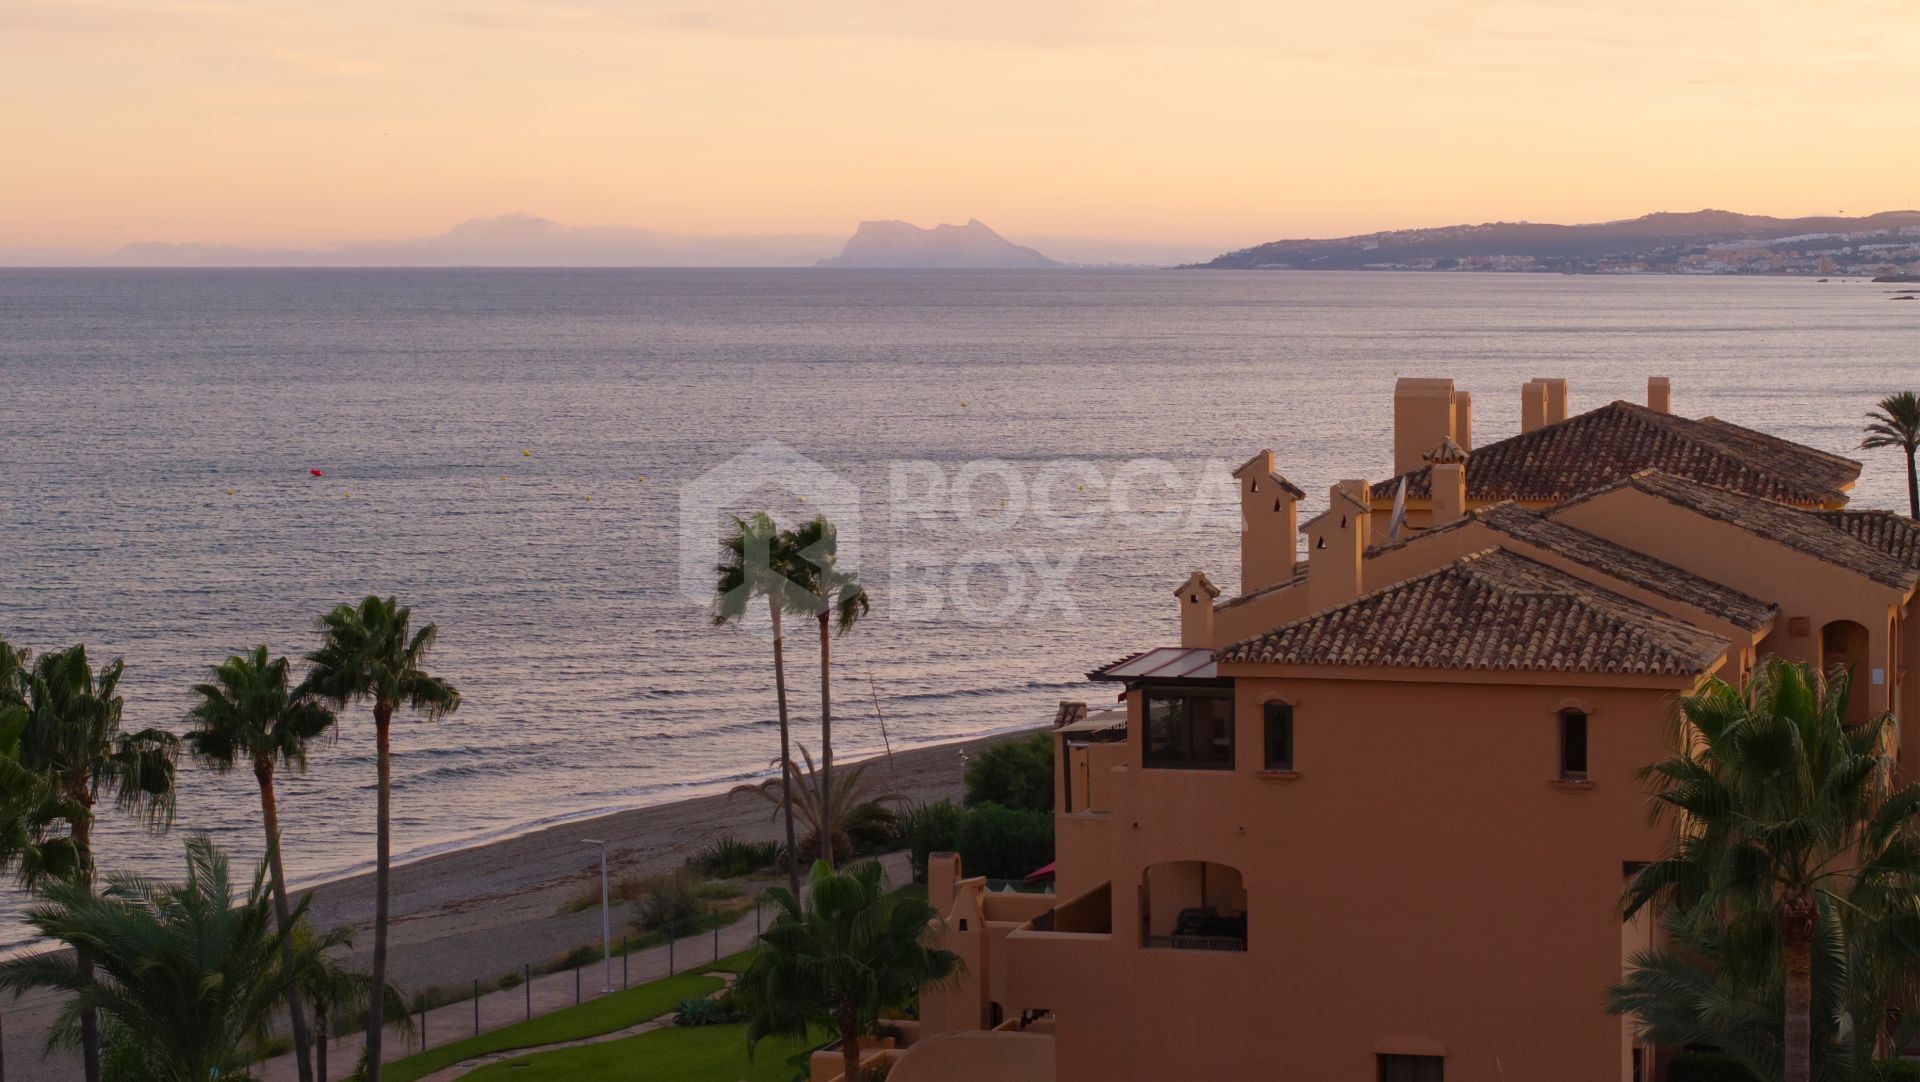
[0,268,1913,949]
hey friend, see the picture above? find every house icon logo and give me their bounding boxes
[676,440,862,616]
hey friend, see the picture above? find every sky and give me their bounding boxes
[4,0,1919,253]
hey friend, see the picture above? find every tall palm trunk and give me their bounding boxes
[1783,896,1815,1082]
[817,607,833,868]
[256,757,316,1082]
[365,701,393,1081]
[838,1002,862,1082]
[69,779,99,1082]
[315,1008,329,1082]
[769,602,801,901]
[1905,446,1918,520]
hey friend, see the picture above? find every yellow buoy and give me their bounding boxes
[584,495,592,502]
[226,488,234,496]
[522,449,531,457]
[637,474,646,482]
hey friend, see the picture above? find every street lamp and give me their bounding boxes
[582,838,612,993]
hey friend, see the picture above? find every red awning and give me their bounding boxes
[1024,862,1056,881]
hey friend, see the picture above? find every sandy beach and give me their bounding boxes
[1,728,1037,1081]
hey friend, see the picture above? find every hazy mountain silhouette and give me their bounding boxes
[816,219,1061,268]
[101,214,843,267]
[0,214,1205,267]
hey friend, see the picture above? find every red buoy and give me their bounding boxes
[309,468,324,477]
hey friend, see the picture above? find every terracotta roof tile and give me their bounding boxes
[1373,502,1775,631]
[1219,549,1728,676]
[1370,401,1859,507]
[1815,510,1920,570]
[1554,471,1918,591]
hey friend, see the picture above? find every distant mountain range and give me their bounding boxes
[817,219,1060,268]
[2,215,1218,269]
[1193,209,1920,275]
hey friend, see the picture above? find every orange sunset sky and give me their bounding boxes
[3,0,1918,252]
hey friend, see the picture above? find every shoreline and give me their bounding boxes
[283,720,1042,901]
[268,725,1044,988]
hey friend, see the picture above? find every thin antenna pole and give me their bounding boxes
[867,664,899,794]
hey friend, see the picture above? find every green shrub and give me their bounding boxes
[633,872,706,933]
[549,943,601,972]
[955,802,1053,881]
[1875,1063,1920,1081]
[901,800,967,882]
[497,969,524,991]
[673,993,743,1026]
[963,734,1053,813]
[1665,1051,1761,1082]
[689,836,783,879]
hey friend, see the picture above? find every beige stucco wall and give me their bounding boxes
[975,673,1700,1082]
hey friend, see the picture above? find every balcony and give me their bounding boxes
[1140,860,1248,952]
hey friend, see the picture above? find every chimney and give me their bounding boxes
[1175,572,1220,647]
[1307,480,1370,613]
[1647,376,1671,414]
[1455,390,1473,451]
[1426,438,1469,525]
[1232,450,1303,594]
[1521,378,1568,431]
[1393,378,1458,476]
[1520,379,1548,433]
[1540,378,1569,425]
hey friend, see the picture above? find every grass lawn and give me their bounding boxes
[458,1023,813,1082]
[382,971,725,1082]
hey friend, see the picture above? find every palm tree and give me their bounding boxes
[185,646,338,1082]
[730,745,901,865]
[736,860,959,1082]
[782,516,870,868]
[0,637,82,890]
[714,513,812,899]
[1620,658,1920,1082]
[287,922,414,1082]
[301,597,458,1082]
[0,834,320,1082]
[14,644,178,1082]
[1862,391,1920,519]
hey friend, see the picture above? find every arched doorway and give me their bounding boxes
[1821,619,1871,726]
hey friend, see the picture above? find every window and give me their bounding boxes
[1142,687,1234,770]
[1559,709,1588,781]
[1378,1055,1443,1082]
[1263,703,1294,771]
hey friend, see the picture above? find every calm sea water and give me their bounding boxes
[0,268,1913,947]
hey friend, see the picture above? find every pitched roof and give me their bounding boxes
[1424,437,1470,464]
[1219,549,1728,676]
[1373,502,1774,631]
[1815,510,1920,570]
[1369,401,1859,507]
[1231,450,1307,498]
[1556,471,1918,591]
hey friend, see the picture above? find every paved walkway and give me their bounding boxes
[260,852,908,1082]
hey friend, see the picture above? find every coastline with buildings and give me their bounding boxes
[1194,209,1920,277]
